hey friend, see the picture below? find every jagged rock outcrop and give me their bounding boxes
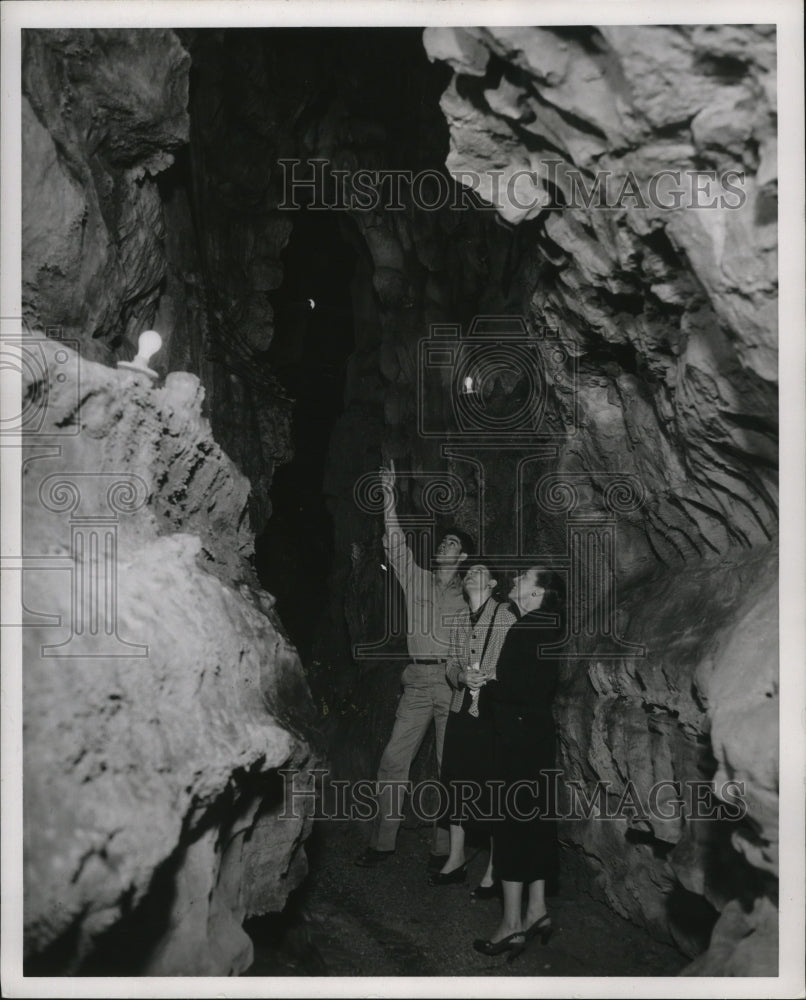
[556,543,777,959]
[21,28,294,534]
[22,30,190,362]
[20,33,316,971]
[424,24,778,974]
[424,24,777,566]
[22,340,317,974]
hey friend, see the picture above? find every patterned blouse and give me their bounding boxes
[445,598,517,714]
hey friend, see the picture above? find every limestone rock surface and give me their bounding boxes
[424,25,777,566]
[555,544,777,963]
[22,30,190,361]
[21,27,294,536]
[21,340,317,974]
[424,24,779,976]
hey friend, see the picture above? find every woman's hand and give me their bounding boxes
[459,669,487,690]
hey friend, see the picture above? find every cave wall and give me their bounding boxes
[22,30,190,362]
[20,29,318,975]
[21,28,295,535]
[556,543,777,967]
[421,24,779,974]
[423,25,777,562]
[21,340,318,974]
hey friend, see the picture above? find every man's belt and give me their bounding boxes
[410,657,448,664]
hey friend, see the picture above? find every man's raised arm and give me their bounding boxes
[381,459,413,584]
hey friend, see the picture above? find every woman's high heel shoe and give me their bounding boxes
[524,913,553,944]
[470,880,502,901]
[473,931,527,961]
[428,861,468,886]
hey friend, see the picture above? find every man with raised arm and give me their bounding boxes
[355,459,474,870]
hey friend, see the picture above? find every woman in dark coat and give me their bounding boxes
[473,566,565,960]
[431,564,516,888]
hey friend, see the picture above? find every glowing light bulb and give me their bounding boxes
[117,329,163,380]
[136,330,162,366]
[462,375,475,394]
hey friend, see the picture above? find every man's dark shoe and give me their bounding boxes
[355,847,395,868]
[427,852,449,872]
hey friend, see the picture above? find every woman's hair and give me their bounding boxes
[488,566,509,602]
[534,568,566,618]
[461,562,499,592]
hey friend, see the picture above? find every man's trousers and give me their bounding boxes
[370,662,452,854]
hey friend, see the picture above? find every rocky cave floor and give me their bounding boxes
[244,819,687,978]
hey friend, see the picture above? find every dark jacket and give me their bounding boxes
[486,608,560,747]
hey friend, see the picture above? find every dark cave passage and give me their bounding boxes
[255,210,357,659]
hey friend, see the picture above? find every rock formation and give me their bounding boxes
[22,30,190,362]
[21,28,294,534]
[421,23,778,974]
[19,23,778,977]
[21,339,317,975]
[20,30,316,975]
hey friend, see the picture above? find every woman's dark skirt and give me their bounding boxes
[493,716,559,884]
[439,689,497,834]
